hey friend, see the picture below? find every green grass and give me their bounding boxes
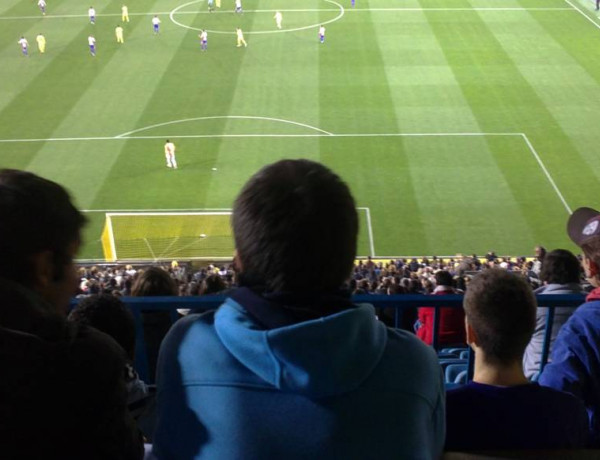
[2,0,600,261]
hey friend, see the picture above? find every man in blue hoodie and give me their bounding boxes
[540,207,600,446]
[153,159,445,459]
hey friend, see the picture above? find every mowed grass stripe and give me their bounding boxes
[317,2,430,256]
[421,4,579,250]
[514,3,600,207]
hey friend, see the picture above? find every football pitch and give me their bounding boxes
[2,0,600,261]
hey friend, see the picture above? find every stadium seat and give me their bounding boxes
[445,363,468,384]
[439,359,467,373]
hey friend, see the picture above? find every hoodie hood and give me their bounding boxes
[214,293,387,399]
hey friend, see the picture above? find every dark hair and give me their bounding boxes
[232,159,358,292]
[539,249,581,285]
[434,270,453,287]
[463,269,536,365]
[0,169,86,286]
[199,273,226,295]
[69,294,135,360]
[131,266,177,296]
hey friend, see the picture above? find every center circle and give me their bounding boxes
[169,0,344,34]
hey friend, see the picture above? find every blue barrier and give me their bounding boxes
[71,293,587,384]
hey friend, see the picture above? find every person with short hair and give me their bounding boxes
[17,36,28,56]
[234,0,242,13]
[319,25,325,43]
[88,6,96,24]
[236,27,247,47]
[0,169,143,459]
[164,139,177,168]
[115,25,124,43]
[446,269,588,451]
[539,207,600,446]
[199,30,208,51]
[88,34,96,56]
[38,0,46,15]
[274,11,282,29]
[152,15,160,34]
[523,248,584,379]
[121,4,129,22]
[36,33,46,53]
[153,159,445,459]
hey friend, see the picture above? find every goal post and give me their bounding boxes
[101,212,234,262]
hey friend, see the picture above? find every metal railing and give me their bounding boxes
[72,294,586,383]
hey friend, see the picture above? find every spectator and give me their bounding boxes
[0,169,142,459]
[68,294,150,409]
[446,269,588,451]
[416,270,465,347]
[132,266,177,383]
[523,249,584,379]
[153,159,445,459]
[540,207,600,446]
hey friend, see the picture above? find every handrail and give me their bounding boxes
[71,294,586,383]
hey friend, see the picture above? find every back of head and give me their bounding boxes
[464,269,536,365]
[0,169,85,287]
[69,294,135,360]
[434,270,453,288]
[539,249,581,285]
[232,159,358,292]
[131,266,177,296]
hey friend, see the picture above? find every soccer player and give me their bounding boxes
[36,33,46,54]
[17,37,28,56]
[88,35,96,56]
[274,11,282,29]
[121,5,129,22]
[208,0,214,12]
[199,30,208,51]
[88,6,96,24]
[318,25,325,43]
[235,0,242,13]
[115,25,124,43]
[164,140,177,169]
[152,15,161,34]
[216,0,221,7]
[236,27,247,47]
[38,0,46,16]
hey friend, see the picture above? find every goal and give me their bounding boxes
[101,212,234,261]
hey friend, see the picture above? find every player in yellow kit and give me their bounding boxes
[36,33,46,54]
[121,5,129,22]
[236,27,247,47]
[115,25,124,43]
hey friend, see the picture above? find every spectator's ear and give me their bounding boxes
[465,318,478,348]
[233,250,243,272]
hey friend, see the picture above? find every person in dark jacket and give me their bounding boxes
[540,207,600,446]
[0,169,143,459]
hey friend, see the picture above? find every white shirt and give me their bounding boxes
[235,0,241,7]
[152,17,160,25]
[200,31,207,41]
[88,36,96,46]
[88,8,95,17]
[165,142,175,155]
[274,12,282,21]
[319,26,325,35]
[18,38,28,48]
[38,0,46,7]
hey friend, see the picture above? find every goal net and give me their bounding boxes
[101,212,233,262]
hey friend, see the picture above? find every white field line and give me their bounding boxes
[361,207,375,257]
[520,133,572,214]
[564,0,600,30]
[0,132,520,143]
[0,7,572,20]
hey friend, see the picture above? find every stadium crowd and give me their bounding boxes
[2,164,600,459]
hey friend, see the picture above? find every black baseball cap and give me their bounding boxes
[567,207,600,247]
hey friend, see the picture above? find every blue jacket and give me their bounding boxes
[153,288,445,459]
[539,287,600,446]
